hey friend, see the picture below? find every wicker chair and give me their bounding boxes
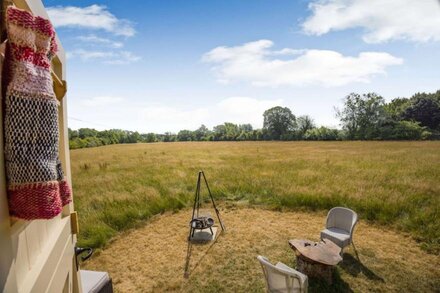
[257,256,308,293]
[320,207,358,250]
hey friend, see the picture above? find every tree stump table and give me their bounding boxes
[288,239,342,284]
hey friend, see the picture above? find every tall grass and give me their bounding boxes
[71,141,440,253]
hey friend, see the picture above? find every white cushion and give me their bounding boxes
[321,227,351,248]
[80,270,110,293]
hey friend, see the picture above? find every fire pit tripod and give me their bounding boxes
[188,171,225,240]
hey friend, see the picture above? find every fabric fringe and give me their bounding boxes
[7,179,72,220]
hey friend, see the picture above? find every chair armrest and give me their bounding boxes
[275,262,295,272]
[350,216,358,238]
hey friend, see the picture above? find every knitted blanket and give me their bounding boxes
[3,6,71,220]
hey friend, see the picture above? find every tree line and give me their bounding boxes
[69,89,440,149]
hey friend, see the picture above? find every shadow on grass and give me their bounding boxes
[339,244,384,282]
[184,231,222,278]
[309,269,353,293]
[306,244,384,292]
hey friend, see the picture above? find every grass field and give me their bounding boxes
[84,207,440,292]
[71,141,440,254]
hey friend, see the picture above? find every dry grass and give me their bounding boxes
[71,141,440,253]
[83,206,440,292]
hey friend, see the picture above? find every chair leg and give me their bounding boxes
[351,241,360,261]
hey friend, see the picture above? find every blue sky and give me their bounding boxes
[43,0,440,133]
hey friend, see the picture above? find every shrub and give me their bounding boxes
[380,121,432,140]
[304,127,340,141]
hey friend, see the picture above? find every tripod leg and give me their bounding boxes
[189,172,202,240]
[201,171,225,231]
[196,171,202,218]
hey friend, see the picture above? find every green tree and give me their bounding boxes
[126,131,140,143]
[78,128,98,139]
[304,127,340,141]
[177,130,194,141]
[224,122,239,140]
[297,115,315,139]
[263,106,296,140]
[194,125,210,141]
[213,124,226,141]
[402,95,440,129]
[391,121,431,140]
[143,133,157,143]
[336,93,387,140]
[68,128,79,140]
[256,129,264,140]
[83,136,103,148]
[69,138,85,149]
[162,132,176,142]
[384,98,410,120]
[97,130,119,145]
[239,124,253,133]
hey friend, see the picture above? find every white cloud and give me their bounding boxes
[138,97,283,132]
[69,93,349,133]
[47,5,135,37]
[302,0,440,43]
[217,97,283,126]
[139,106,210,132]
[68,49,141,64]
[77,34,123,48]
[203,39,403,87]
[104,51,141,65]
[82,96,124,107]
[68,49,115,60]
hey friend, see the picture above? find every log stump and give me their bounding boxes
[288,239,342,285]
[296,254,333,284]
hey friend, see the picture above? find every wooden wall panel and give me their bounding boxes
[12,232,30,292]
[25,222,41,268]
[36,220,48,251]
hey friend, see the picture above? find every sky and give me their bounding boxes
[42,0,440,133]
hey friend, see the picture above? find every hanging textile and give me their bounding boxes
[3,6,71,220]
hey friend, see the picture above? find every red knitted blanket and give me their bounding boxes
[3,6,71,220]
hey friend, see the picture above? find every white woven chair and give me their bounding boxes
[257,256,308,293]
[320,207,358,250]
[80,270,113,293]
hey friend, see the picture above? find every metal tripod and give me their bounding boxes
[188,171,225,240]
